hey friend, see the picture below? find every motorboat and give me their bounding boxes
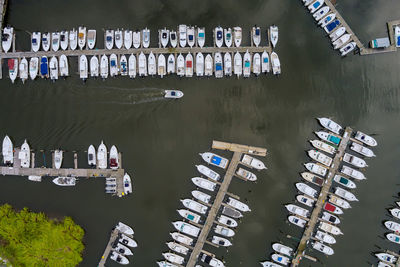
[124,29,132,49]
[285,204,310,218]
[335,187,358,201]
[85,29,95,50]
[270,52,281,75]
[19,57,28,83]
[350,142,375,157]
[323,202,343,215]
[197,27,205,48]
[301,172,324,186]
[296,194,315,207]
[166,241,189,255]
[192,190,211,203]
[329,26,346,41]
[87,145,96,167]
[214,225,235,237]
[317,117,342,134]
[272,243,293,257]
[195,52,204,76]
[260,261,281,267]
[40,56,48,79]
[120,55,128,76]
[325,19,341,35]
[343,153,367,168]
[315,230,336,244]
[315,131,341,145]
[105,29,114,50]
[307,149,333,167]
[164,90,183,99]
[313,241,334,255]
[31,31,41,52]
[390,208,400,220]
[2,26,13,52]
[2,135,13,165]
[319,13,337,27]
[227,197,251,212]
[333,33,351,49]
[89,56,99,77]
[200,253,225,267]
[181,199,208,214]
[171,54,180,76]
[378,262,392,267]
[321,211,340,224]
[387,233,400,244]
[116,221,134,235]
[308,0,324,13]
[215,26,223,47]
[59,55,69,77]
[28,176,42,182]
[170,232,194,246]
[157,54,166,77]
[222,206,243,219]
[78,26,86,49]
[224,52,232,76]
[177,209,201,224]
[115,29,123,49]
[167,54,175,75]
[214,52,223,78]
[212,236,232,247]
[252,26,261,47]
[123,173,132,194]
[196,164,220,181]
[29,57,39,80]
[159,28,169,48]
[49,56,59,81]
[138,52,147,77]
[396,25,400,47]
[110,53,118,77]
[69,29,77,50]
[218,214,238,227]
[204,54,213,76]
[340,41,356,56]
[234,52,242,77]
[110,251,129,265]
[253,53,261,76]
[200,152,229,169]
[109,145,119,170]
[8,58,18,83]
[127,54,136,79]
[100,55,109,79]
[376,253,397,264]
[334,175,356,189]
[192,177,216,192]
[172,221,200,237]
[224,28,232,47]
[384,221,400,232]
[185,53,193,77]
[296,182,318,198]
[112,242,132,256]
[60,31,68,50]
[261,51,270,73]
[148,52,156,76]
[51,32,60,51]
[271,253,289,266]
[157,261,178,267]
[170,30,177,48]
[79,55,88,81]
[162,252,184,265]
[52,177,76,186]
[42,32,50,51]
[133,31,141,48]
[178,25,187,47]
[288,215,306,228]
[187,26,195,47]
[233,26,242,47]
[97,141,107,169]
[309,139,336,154]
[236,167,257,181]
[341,165,365,180]
[319,221,343,235]
[241,154,266,170]
[329,195,351,209]
[354,131,377,147]
[54,149,63,169]
[270,25,278,47]
[304,162,328,176]
[313,6,330,21]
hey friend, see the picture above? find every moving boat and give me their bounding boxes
[31,31,41,52]
[214,225,235,237]
[162,252,184,265]
[110,53,118,77]
[172,221,200,237]
[390,208,400,219]
[166,242,189,255]
[54,149,63,169]
[88,145,96,167]
[329,195,351,209]
[29,57,39,80]
[59,55,69,77]
[8,58,18,83]
[116,221,134,235]
[97,141,107,169]
[212,236,232,247]
[270,25,278,47]
[133,31,141,48]
[51,32,60,51]
[224,28,232,47]
[270,52,281,75]
[138,52,147,77]
[332,33,351,49]
[241,154,266,170]
[334,187,358,201]
[49,56,59,81]
[354,131,377,147]
[319,221,343,235]
[160,28,169,48]
[123,173,132,194]
[197,27,205,48]
[69,29,77,50]
[141,28,150,48]
[218,214,238,227]
[112,242,133,256]
[301,172,324,186]
[181,199,208,214]
[204,54,213,76]
[124,29,132,49]
[233,26,242,47]
[100,55,109,79]
[79,55,88,81]
[200,152,229,169]
[315,131,341,145]
[307,149,333,167]
[78,26,86,49]
[285,204,310,217]
[312,241,334,255]
[2,26,13,52]
[272,243,293,257]
[195,52,204,76]
[52,176,76,186]
[115,29,123,49]
[313,6,330,21]
[376,253,397,264]
[42,32,50,51]
[252,53,261,76]
[384,221,400,232]
[224,52,232,76]
[109,145,119,170]
[120,55,128,76]
[236,167,257,181]
[200,253,225,267]
[40,56,48,78]
[317,117,342,134]
[110,251,129,265]
[315,230,336,244]
[309,139,336,154]
[222,206,243,218]
[192,190,211,204]
[340,41,356,56]
[321,211,341,224]
[215,26,223,47]
[234,52,242,77]
[178,25,187,47]
[196,164,220,181]
[128,54,136,78]
[19,57,28,83]
[87,29,96,49]
[2,135,13,165]
[329,26,346,41]
[177,209,201,224]
[271,253,290,266]
[227,197,251,212]
[185,53,193,77]
[187,26,195,48]
[261,51,270,73]
[304,162,328,176]
[386,233,400,244]
[288,215,306,228]
[308,0,324,13]
[252,26,261,47]
[148,52,156,76]
[105,29,114,50]
[90,56,99,77]
[296,194,315,207]
[170,232,193,246]
[341,165,365,180]
[170,30,177,48]
[192,177,216,191]
[343,153,367,168]
[323,202,343,215]
[214,52,223,78]
[164,90,184,99]
[350,142,375,157]
[296,182,318,198]
[59,31,68,50]
[333,175,356,189]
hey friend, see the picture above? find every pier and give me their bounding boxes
[98,228,119,267]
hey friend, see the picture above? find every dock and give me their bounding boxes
[98,228,119,267]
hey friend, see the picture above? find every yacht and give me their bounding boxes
[180,199,208,214]
[178,25,187,47]
[54,149,63,169]
[222,206,243,218]
[166,242,189,255]
[176,53,185,77]
[187,26,195,47]
[308,0,324,13]
[200,253,225,267]
[313,6,330,21]
[214,52,223,78]
[296,182,318,198]
[69,29,77,50]
[112,242,133,256]
[252,26,261,47]
[60,31,68,50]
[271,253,289,266]
[301,172,324,187]
[315,131,341,145]
[243,50,251,77]
[115,234,134,247]
[196,164,220,181]
[334,187,358,201]
[88,145,96,167]
[334,175,356,189]
[19,57,28,83]
[387,233,400,244]
[185,53,193,77]
[226,197,251,212]
[319,221,343,235]
[87,29,96,49]
[100,55,109,79]
[329,27,346,42]
[241,154,266,169]
[51,32,60,51]
[192,190,212,203]
[350,142,375,157]
[172,221,200,237]
[375,253,397,264]
[236,167,257,181]
[90,56,99,78]
[212,236,232,247]
[97,141,107,169]
[116,221,134,235]
[200,152,229,169]
[315,230,336,244]
[105,29,114,50]
[78,26,86,49]
[215,26,223,47]
[197,27,205,48]
[2,135,13,165]
[390,208,400,220]
[109,145,119,170]
[341,165,366,180]
[52,177,76,186]
[49,56,59,81]
[270,25,278,47]
[252,53,261,76]
[224,28,232,47]
[354,131,377,147]
[234,52,242,77]
[332,33,351,49]
[218,214,238,227]
[29,57,39,80]
[204,54,213,76]
[233,26,242,47]
[128,54,136,78]
[170,232,193,246]
[162,252,184,265]
[340,41,356,56]
[195,52,204,76]
[272,243,293,257]
[312,241,334,255]
[214,225,235,237]
[296,194,315,207]
[167,54,175,74]
[260,261,281,267]
[307,149,333,167]
[343,152,367,168]
[79,55,88,81]
[321,211,340,224]
[304,162,328,176]
[285,204,310,217]
[288,215,306,228]
[309,139,336,154]
[31,32,41,52]
[385,221,400,232]
[329,195,351,209]
[124,29,132,49]
[177,209,201,224]
[192,177,216,191]
[323,202,343,215]
[2,26,13,52]
[59,55,69,77]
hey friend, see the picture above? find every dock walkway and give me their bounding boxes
[98,229,119,267]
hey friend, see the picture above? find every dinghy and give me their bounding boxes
[69,29,77,50]
[176,53,184,77]
[261,51,270,73]
[333,33,351,49]
[49,56,58,81]
[350,142,375,157]
[319,221,343,235]
[157,54,166,78]
[271,52,281,75]
[224,28,232,47]
[51,32,60,51]
[29,57,39,80]
[296,194,315,207]
[78,26,87,49]
[323,202,343,215]
[178,25,187,47]
[133,31,141,48]
[227,197,251,212]
[376,253,397,264]
[241,154,266,170]
[343,153,367,168]
[304,162,328,176]
[196,164,220,181]
[301,172,324,186]
[233,26,242,47]
[123,173,132,194]
[166,242,189,255]
[112,242,132,256]
[317,117,342,134]
[2,26,13,52]
[340,41,356,56]
[252,26,261,47]
[110,54,118,77]
[236,167,257,181]
[181,199,208,214]
[212,236,232,247]
[59,55,69,77]
[271,253,290,266]
[270,25,278,47]
[329,26,346,41]
[19,57,28,83]
[170,232,193,246]
[341,165,365,180]
[97,141,107,169]
[42,32,50,51]
[313,6,330,21]
[309,139,336,154]
[224,52,232,76]
[54,149,63,169]
[354,131,377,147]
[315,230,336,244]
[288,215,306,228]
[185,53,193,77]
[222,206,243,218]
[334,187,358,201]
[329,195,351,209]
[321,211,340,224]
[313,241,334,255]
[31,32,41,52]
[172,221,200,237]
[315,131,341,145]
[334,175,356,189]
[192,177,216,191]
[59,31,68,50]
[2,135,13,165]
[170,30,177,48]
[52,177,76,186]
[215,225,235,237]
[162,253,184,265]
[195,52,204,76]
[167,54,175,74]
[115,29,123,49]
[100,55,109,79]
[110,252,129,265]
[200,253,225,267]
[177,209,201,224]
[192,190,211,203]
[218,214,238,227]
[234,52,242,77]
[105,29,114,50]
[215,26,223,47]
[120,55,128,76]
[124,30,132,49]
[386,233,400,244]
[214,52,223,78]
[272,243,293,257]
[164,90,183,99]
[252,53,261,76]
[307,149,333,167]
[87,29,96,49]
[260,261,282,267]
[79,55,88,81]
[390,208,400,219]
[285,204,310,217]
[296,182,318,198]
[187,26,195,48]
[116,222,134,235]
[385,221,400,232]
[40,56,48,79]
[138,52,147,77]
[109,145,119,170]
[88,145,96,167]
[200,152,229,169]
[90,56,99,77]
[148,52,156,76]
[160,28,169,48]
[308,0,324,13]
[204,54,213,76]
[197,27,205,48]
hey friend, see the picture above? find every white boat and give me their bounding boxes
[177,209,201,224]
[354,131,377,147]
[341,41,357,56]
[109,145,119,170]
[123,173,132,194]
[376,253,397,264]
[385,221,400,232]
[396,26,400,48]
[222,206,243,218]
[341,165,366,180]
[49,56,58,81]
[261,51,270,73]
[260,261,281,267]
[115,29,123,49]
[313,6,330,21]
[42,32,50,51]
[175,53,184,77]
[97,141,107,169]
[19,57,28,83]
[233,26,242,47]
[214,52,223,78]
[350,142,375,157]
[236,167,257,181]
[334,187,358,201]
[387,233,400,244]
[110,252,129,265]
[18,139,30,168]
[308,0,324,13]
[170,30,177,48]
[105,29,114,50]
[307,149,332,167]
[116,221,134,235]
[112,242,133,256]
[159,28,169,48]
[204,54,213,76]
[227,197,251,212]
[224,28,232,47]
[285,204,310,218]
[270,25,278,48]
[120,55,128,76]
[178,25,187,47]
[59,55,69,77]
[215,225,235,237]
[271,253,289,266]
[329,195,351,209]
[270,52,281,75]
[317,117,342,134]
[164,90,183,99]
[51,32,60,51]
[329,26,346,41]
[132,31,141,48]
[334,175,356,189]
[313,241,334,255]
[296,182,318,198]
[54,149,63,169]
[200,152,229,169]
[52,176,76,186]
[31,31,41,52]
[378,262,392,267]
[166,54,175,75]
[192,177,216,192]
[187,26,195,48]
[156,54,166,78]
[196,164,220,181]
[252,53,261,76]
[319,13,336,27]
[172,221,200,237]
[192,190,211,204]
[200,253,225,267]
[79,55,88,80]
[110,53,118,77]
[301,172,324,186]
[234,52,242,77]
[272,243,293,257]
[315,131,341,145]
[309,139,336,154]
[218,215,238,227]
[197,27,205,48]
[315,230,336,244]
[89,56,99,77]
[243,51,251,77]
[147,52,156,75]
[118,233,137,248]
[124,29,132,49]
[288,215,306,228]
[224,52,232,76]
[181,199,208,214]
[390,208,400,220]
[166,242,189,255]
[28,175,42,182]
[185,53,193,77]
[332,33,351,49]
[321,211,340,224]
[252,26,261,47]
[127,54,136,78]
[78,26,86,49]
[69,29,77,50]
[157,261,178,267]
[241,154,266,170]
[87,145,96,167]
[296,194,315,207]
[59,31,68,51]
[170,232,193,246]
[319,221,343,235]
[195,52,204,77]
[2,135,13,165]
[138,52,147,77]
[2,26,13,53]
[29,57,39,80]
[212,236,232,247]
[304,162,328,176]
[343,153,367,168]
[87,29,96,49]
[215,26,223,47]
[100,55,109,79]
[162,252,184,265]
[324,202,343,215]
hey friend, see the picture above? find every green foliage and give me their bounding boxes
[0,204,84,267]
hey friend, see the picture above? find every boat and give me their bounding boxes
[69,29,77,50]
[110,251,129,265]
[81,29,94,50]
[114,29,123,49]
[8,58,17,83]
[181,199,208,214]
[59,55,69,77]
[396,25,400,47]
[51,32,60,51]
[138,52,147,76]
[196,164,220,181]
[187,26,195,48]
[312,241,334,255]
[301,172,324,186]
[252,53,261,76]
[200,253,225,267]
[224,28,232,47]
[323,202,343,215]
[384,221,400,232]
[197,27,205,48]
[214,225,235,237]
[296,194,315,207]
[42,32,50,51]
[164,90,183,99]
[105,29,114,50]
[308,0,324,13]
[224,52,232,76]
[195,52,204,76]
[218,214,238,227]
[241,154,266,170]
[204,54,213,76]
[236,167,257,181]
[233,26,242,47]
[54,149,63,169]
[288,215,306,228]
[317,117,342,134]
[123,173,132,194]
[2,26,13,52]
[79,55,88,80]
[78,26,86,49]
[341,165,366,180]
[167,54,175,74]
[162,252,184,265]
[313,6,330,21]
[343,153,367,168]
[340,41,356,56]
[19,57,28,83]
[321,15,338,29]
[159,28,169,48]
[89,56,99,77]
[185,53,193,77]
[261,51,270,73]
[285,204,310,218]
[100,55,109,79]
[97,141,107,169]
[29,57,39,80]
[296,182,318,198]
[49,56,58,81]
[390,208,400,219]
[2,135,13,165]
[58,31,68,51]
[304,162,328,176]
[332,33,351,49]
[227,197,251,212]
[31,32,41,52]
[378,262,392,267]
[87,145,96,167]
[334,187,358,201]
[133,31,141,48]
[307,149,333,167]
[315,131,341,146]
[112,242,132,256]
[122,29,133,50]
[172,221,200,237]
[252,26,261,47]
[270,52,281,75]
[177,209,201,224]
[350,142,375,157]
[260,261,281,267]
[234,52,242,77]
[192,190,211,204]
[309,139,336,154]
[270,25,278,47]
[200,152,229,169]
[271,253,290,266]
[354,131,377,147]
[330,195,351,209]
[157,261,178,267]
[170,232,193,246]
[215,26,223,47]
[376,253,397,264]
[315,230,336,244]
[178,25,187,47]
[52,176,76,186]
[319,221,343,235]
[120,55,128,76]
[329,26,346,41]
[222,206,243,218]
[110,54,118,77]
[321,211,340,224]
[212,236,232,247]
[386,233,400,244]
[333,175,356,189]
[109,145,119,170]
[116,221,134,236]
[214,52,223,78]
[28,175,42,182]
[166,241,189,255]
[40,56,48,78]
[272,243,293,257]
[176,53,185,77]
[170,30,177,48]
[192,177,217,191]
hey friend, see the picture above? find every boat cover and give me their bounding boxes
[189,35,193,41]
[32,39,37,44]
[324,203,335,212]
[216,64,222,71]
[211,156,222,165]
[263,58,269,63]
[40,63,48,74]
[8,59,14,69]
[106,36,112,41]
[255,29,260,35]
[328,135,340,145]
[186,61,192,68]
[199,33,205,37]
[110,158,117,167]
[245,61,250,67]
[111,60,116,67]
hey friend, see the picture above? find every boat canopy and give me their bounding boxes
[8,59,14,69]
[216,64,222,71]
[263,57,269,63]
[255,29,260,35]
[211,156,222,165]
[199,32,205,37]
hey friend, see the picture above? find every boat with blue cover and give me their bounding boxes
[200,152,229,169]
[308,0,324,13]
[324,19,341,33]
[315,131,341,145]
[177,209,201,223]
[395,26,400,47]
[40,56,48,78]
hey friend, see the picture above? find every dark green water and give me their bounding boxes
[1,0,400,266]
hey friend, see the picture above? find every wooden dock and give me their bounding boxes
[98,228,119,267]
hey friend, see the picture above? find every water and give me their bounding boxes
[1,0,400,266]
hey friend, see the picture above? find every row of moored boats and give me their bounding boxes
[109,222,138,265]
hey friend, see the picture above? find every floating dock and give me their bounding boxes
[98,228,119,267]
